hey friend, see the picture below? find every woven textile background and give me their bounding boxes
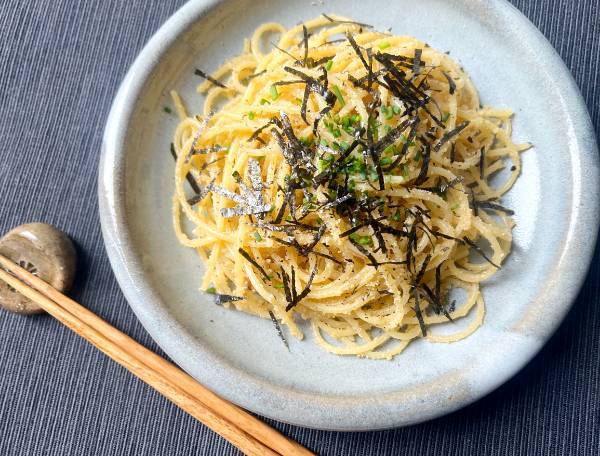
[0,1,598,455]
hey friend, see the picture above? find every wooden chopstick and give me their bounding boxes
[0,255,313,456]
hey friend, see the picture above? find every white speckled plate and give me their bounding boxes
[99,0,599,430]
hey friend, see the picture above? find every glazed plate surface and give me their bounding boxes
[99,0,599,430]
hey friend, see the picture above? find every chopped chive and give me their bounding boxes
[206,287,217,294]
[414,149,422,161]
[248,111,255,120]
[380,157,392,166]
[325,59,334,71]
[401,163,409,177]
[349,233,373,246]
[163,106,172,114]
[270,85,279,100]
[299,136,312,146]
[260,98,270,105]
[253,232,262,241]
[274,283,285,289]
[332,85,345,107]
[391,210,402,221]
[441,112,451,122]
[382,105,394,120]
[351,114,361,124]
[383,145,396,155]
[294,97,303,105]
[392,105,402,114]
[378,41,391,50]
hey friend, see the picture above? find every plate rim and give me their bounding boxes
[98,0,600,430]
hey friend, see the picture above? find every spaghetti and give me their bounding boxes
[170,15,529,359]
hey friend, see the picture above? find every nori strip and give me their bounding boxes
[346,33,370,72]
[170,143,202,194]
[321,194,352,210]
[462,237,500,268]
[286,265,318,311]
[476,201,515,215]
[322,14,373,29]
[248,119,276,143]
[268,310,289,350]
[433,121,470,152]
[290,267,297,302]
[479,147,485,180]
[349,236,380,268]
[272,237,342,265]
[214,294,245,305]
[238,248,271,280]
[273,200,287,224]
[194,68,228,89]
[412,287,427,337]
[412,48,423,75]
[415,253,431,284]
[385,117,420,170]
[280,266,293,304]
[442,71,456,94]
[302,24,309,67]
[246,70,266,81]
[414,144,431,185]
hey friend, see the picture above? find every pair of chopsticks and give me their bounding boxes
[0,254,313,456]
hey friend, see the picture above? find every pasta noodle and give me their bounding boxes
[170,15,529,359]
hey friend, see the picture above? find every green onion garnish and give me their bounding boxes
[253,232,262,241]
[350,233,373,246]
[401,164,409,177]
[441,112,451,122]
[274,283,285,289]
[391,210,402,222]
[260,98,270,105]
[325,59,334,71]
[206,287,217,294]
[332,85,345,107]
[248,111,255,120]
[382,105,394,120]
[163,106,172,114]
[270,85,279,100]
[392,105,402,114]
[378,41,391,49]
[380,157,392,166]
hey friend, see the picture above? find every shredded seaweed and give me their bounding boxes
[442,71,456,94]
[194,68,228,89]
[462,237,500,268]
[322,14,373,29]
[412,287,427,337]
[238,248,271,280]
[214,294,245,305]
[170,143,202,194]
[268,310,289,350]
[479,147,485,180]
[285,264,318,311]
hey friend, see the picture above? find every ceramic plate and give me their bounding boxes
[99,0,599,430]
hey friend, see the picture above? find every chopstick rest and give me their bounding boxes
[0,223,313,456]
[0,223,76,314]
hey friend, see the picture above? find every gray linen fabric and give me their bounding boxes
[0,1,598,454]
